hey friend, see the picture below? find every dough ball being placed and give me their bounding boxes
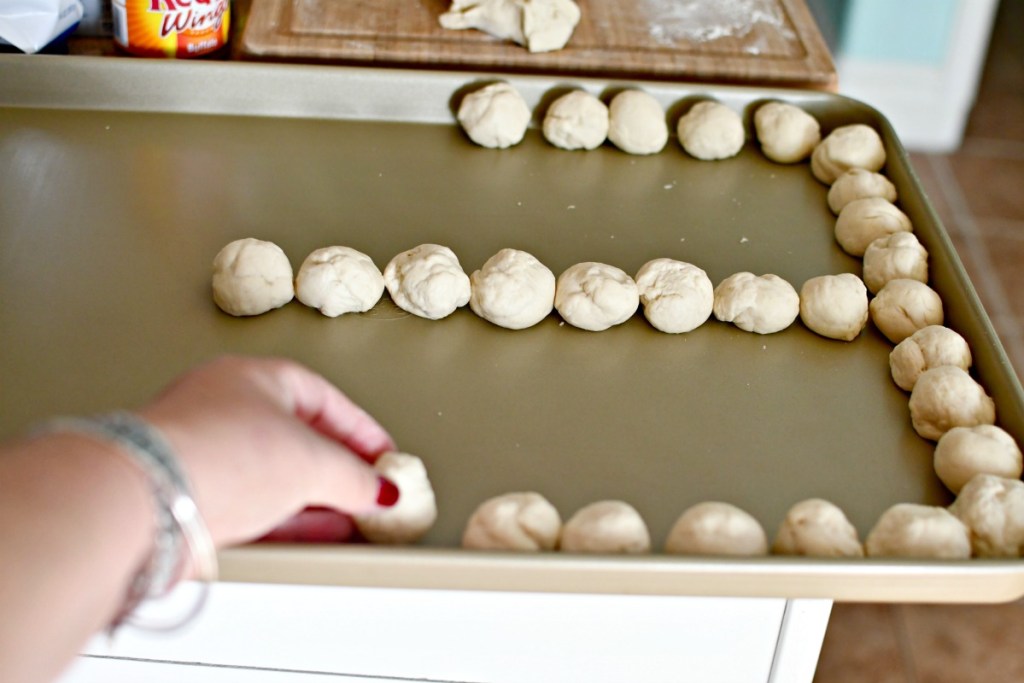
[799,273,869,341]
[383,244,471,320]
[470,248,555,329]
[560,500,651,554]
[828,168,898,214]
[864,503,971,559]
[634,258,714,334]
[462,492,562,551]
[677,100,745,161]
[950,474,1024,557]
[834,197,913,257]
[753,101,820,164]
[607,90,668,155]
[811,123,886,185]
[543,90,609,151]
[908,366,996,441]
[889,325,972,392]
[440,0,581,53]
[862,231,928,295]
[295,246,384,317]
[212,237,294,316]
[664,502,769,557]
[457,82,531,149]
[354,452,438,545]
[555,262,639,331]
[935,425,1023,494]
[869,279,944,344]
[772,498,864,557]
[713,272,800,335]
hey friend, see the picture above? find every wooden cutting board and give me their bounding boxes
[240,0,836,90]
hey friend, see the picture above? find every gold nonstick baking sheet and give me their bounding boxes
[2,56,1022,602]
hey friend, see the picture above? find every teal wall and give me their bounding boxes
[838,0,959,65]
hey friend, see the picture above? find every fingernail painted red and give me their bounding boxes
[376,476,400,507]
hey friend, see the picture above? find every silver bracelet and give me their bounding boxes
[39,411,218,630]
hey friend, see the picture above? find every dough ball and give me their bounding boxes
[834,197,913,257]
[862,231,928,295]
[664,502,768,557]
[383,244,471,320]
[470,248,555,329]
[889,325,972,392]
[864,503,971,559]
[462,492,562,551]
[560,500,651,554]
[869,279,944,344]
[354,452,437,544]
[677,100,745,161]
[753,101,820,164]
[772,498,864,557]
[440,0,581,53]
[811,123,887,185]
[294,246,384,317]
[634,258,714,334]
[457,82,531,149]
[908,366,996,441]
[554,262,639,331]
[798,273,869,341]
[712,272,800,335]
[607,90,668,155]
[827,168,898,214]
[211,238,294,316]
[950,474,1024,557]
[542,89,609,150]
[934,425,1023,494]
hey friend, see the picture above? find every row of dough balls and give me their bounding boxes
[457,81,826,161]
[464,483,1024,559]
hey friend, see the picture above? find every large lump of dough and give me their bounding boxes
[677,100,745,161]
[470,248,555,329]
[950,474,1024,557]
[713,272,800,334]
[383,244,471,320]
[753,101,820,164]
[908,366,996,441]
[934,425,1023,494]
[440,0,581,53]
[772,498,864,557]
[212,238,294,316]
[864,503,971,559]
[457,82,532,149]
[798,273,869,341]
[462,492,562,551]
[634,258,714,334]
[295,246,384,317]
[607,90,668,155]
[664,502,768,556]
[560,500,651,554]
[554,262,639,331]
[354,452,438,544]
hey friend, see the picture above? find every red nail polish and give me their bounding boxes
[376,476,400,507]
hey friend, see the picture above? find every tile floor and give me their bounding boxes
[814,2,1024,681]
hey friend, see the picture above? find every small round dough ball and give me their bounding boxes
[542,90,609,151]
[828,168,898,214]
[713,272,800,334]
[354,452,437,545]
[295,246,384,317]
[212,238,294,316]
[908,366,996,441]
[462,492,562,551]
[935,425,1023,494]
[863,232,928,295]
[835,197,912,257]
[889,325,972,392]
[470,248,555,329]
[634,258,714,334]
[772,498,864,557]
[457,82,531,149]
[383,244,471,320]
[664,502,769,557]
[799,273,869,341]
[560,500,651,554]
[869,279,944,344]
[950,474,1024,557]
[554,262,639,331]
[677,100,745,161]
[864,503,971,559]
[811,123,887,185]
[607,90,668,155]
[753,101,820,164]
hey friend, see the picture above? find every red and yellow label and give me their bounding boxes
[113,0,231,58]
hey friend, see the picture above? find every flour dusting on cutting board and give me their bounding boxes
[642,0,795,52]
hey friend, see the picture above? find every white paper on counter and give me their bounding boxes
[0,0,84,53]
